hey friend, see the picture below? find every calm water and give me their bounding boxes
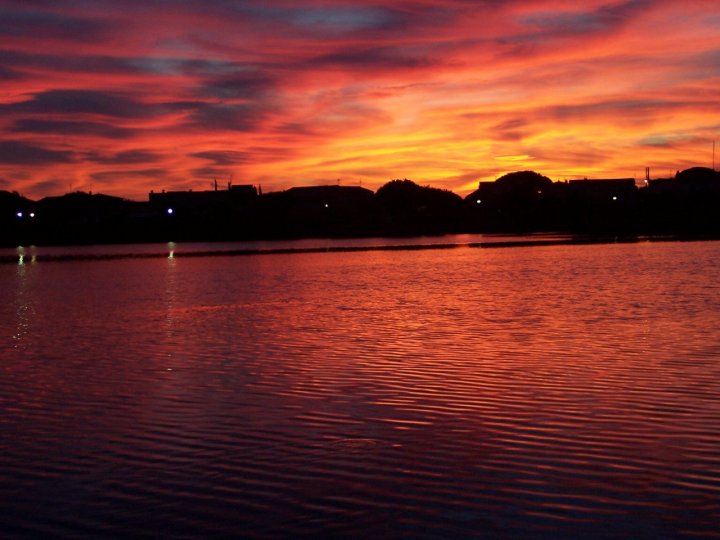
[1,239,719,539]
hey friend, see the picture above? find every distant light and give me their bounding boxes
[29,212,35,218]
[167,208,174,214]
[324,203,329,208]
[16,211,23,218]
[537,190,542,195]
[476,199,481,204]
[612,196,618,201]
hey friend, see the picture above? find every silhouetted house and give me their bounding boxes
[1,190,37,246]
[645,177,676,194]
[1,190,36,221]
[647,168,720,196]
[283,185,373,208]
[676,166,720,183]
[31,191,146,244]
[567,178,636,203]
[672,167,720,195]
[564,179,638,232]
[147,184,259,241]
[642,167,720,232]
[467,171,552,201]
[260,185,374,237]
[149,184,257,212]
[464,171,558,231]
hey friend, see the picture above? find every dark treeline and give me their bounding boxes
[3,167,720,246]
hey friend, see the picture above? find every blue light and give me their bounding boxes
[167,208,174,215]
[16,211,23,218]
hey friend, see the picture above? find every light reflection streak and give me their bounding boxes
[16,246,38,266]
[164,242,178,346]
[12,256,35,350]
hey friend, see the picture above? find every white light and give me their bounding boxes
[16,211,23,218]
[476,199,481,204]
[167,208,174,214]
[29,212,35,218]
[612,196,618,201]
[324,203,329,208]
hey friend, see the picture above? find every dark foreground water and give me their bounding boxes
[1,237,719,539]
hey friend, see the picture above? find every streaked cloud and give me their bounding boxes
[0,141,75,165]
[0,0,718,199]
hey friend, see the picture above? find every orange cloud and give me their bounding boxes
[1,0,719,200]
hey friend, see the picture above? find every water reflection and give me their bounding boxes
[11,257,35,349]
[16,245,36,266]
[162,243,180,383]
[0,241,718,538]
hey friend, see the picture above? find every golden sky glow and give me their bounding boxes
[1,0,719,200]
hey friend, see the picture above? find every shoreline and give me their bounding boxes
[3,233,719,265]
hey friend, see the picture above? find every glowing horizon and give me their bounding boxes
[1,0,719,201]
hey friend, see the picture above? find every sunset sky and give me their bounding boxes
[1,0,719,200]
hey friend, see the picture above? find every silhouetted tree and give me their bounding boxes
[495,171,553,195]
[374,179,464,235]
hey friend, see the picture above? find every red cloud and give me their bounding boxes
[1,0,718,200]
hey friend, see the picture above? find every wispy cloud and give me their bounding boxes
[1,0,718,199]
[0,141,75,165]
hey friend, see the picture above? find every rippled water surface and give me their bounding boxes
[1,239,719,538]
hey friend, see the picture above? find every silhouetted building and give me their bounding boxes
[1,190,38,246]
[149,184,257,211]
[647,168,720,195]
[259,185,374,238]
[641,168,720,233]
[464,171,558,231]
[567,178,636,202]
[283,185,373,207]
[147,184,259,241]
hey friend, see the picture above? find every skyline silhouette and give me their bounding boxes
[3,166,719,246]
